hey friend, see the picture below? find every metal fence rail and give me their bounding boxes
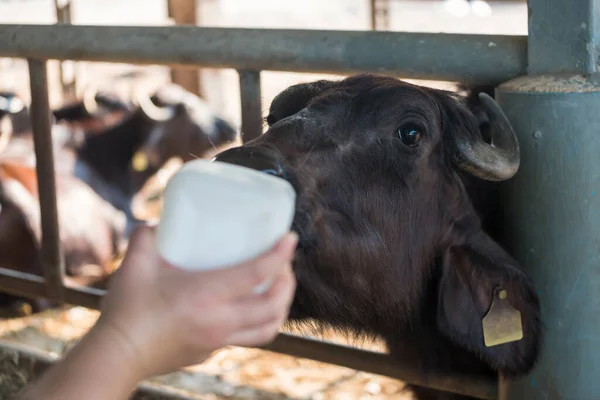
[0,25,527,86]
[0,339,209,399]
[0,269,498,400]
[0,23,528,400]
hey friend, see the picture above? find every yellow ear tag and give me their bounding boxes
[132,152,149,171]
[482,287,524,347]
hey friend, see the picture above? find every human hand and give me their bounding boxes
[92,223,298,381]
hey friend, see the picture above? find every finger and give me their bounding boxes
[225,317,286,348]
[227,265,295,330]
[119,223,158,269]
[196,232,298,299]
[233,261,296,303]
[127,223,156,252]
[263,231,299,263]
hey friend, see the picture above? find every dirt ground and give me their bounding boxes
[0,305,412,400]
[0,1,526,399]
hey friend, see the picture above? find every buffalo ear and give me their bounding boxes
[266,80,334,126]
[436,230,542,378]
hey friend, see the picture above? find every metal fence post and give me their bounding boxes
[27,59,66,301]
[370,0,390,31]
[496,0,600,398]
[54,0,77,101]
[238,69,263,142]
[167,0,203,97]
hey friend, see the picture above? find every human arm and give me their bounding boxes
[19,223,298,400]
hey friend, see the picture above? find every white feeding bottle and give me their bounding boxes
[155,157,297,294]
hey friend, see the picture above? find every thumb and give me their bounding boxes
[272,231,299,263]
[119,223,158,268]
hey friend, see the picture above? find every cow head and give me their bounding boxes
[213,74,541,379]
[128,84,240,191]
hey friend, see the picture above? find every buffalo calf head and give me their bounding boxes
[213,74,541,379]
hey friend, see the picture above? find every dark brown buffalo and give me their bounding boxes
[212,74,542,400]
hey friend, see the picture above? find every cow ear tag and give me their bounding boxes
[482,286,524,347]
[132,151,149,171]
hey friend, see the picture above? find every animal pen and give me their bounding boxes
[0,0,598,399]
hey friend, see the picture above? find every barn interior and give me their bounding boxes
[0,1,584,399]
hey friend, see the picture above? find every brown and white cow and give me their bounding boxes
[0,158,126,314]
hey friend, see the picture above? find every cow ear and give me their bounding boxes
[266,80,334,126]
[436,231,542,378]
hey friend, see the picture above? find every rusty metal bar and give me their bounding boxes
[0,268,101,309]
[261,335,497,399]
[369,0,390,31]
[0,265,497,398]
[0,340,199,399]
[53,0,77,101]
[0,24,527,86]
[27,59,65,301]
[238,70,263,142]
[370,0,377,30]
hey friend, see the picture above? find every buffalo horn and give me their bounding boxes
[82,83,100,116]
[453,93,520,181]
[132,85,175,122]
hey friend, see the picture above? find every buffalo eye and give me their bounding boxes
[397,123,422,147]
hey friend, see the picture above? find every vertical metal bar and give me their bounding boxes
[370,0,390,31]
[497,76,600,400]
[27,59,65,300]
[498,1,600,398]
[527,0,600,75]
[238,70,263,142]
[54,0,77,101]
[370,0,377,30]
